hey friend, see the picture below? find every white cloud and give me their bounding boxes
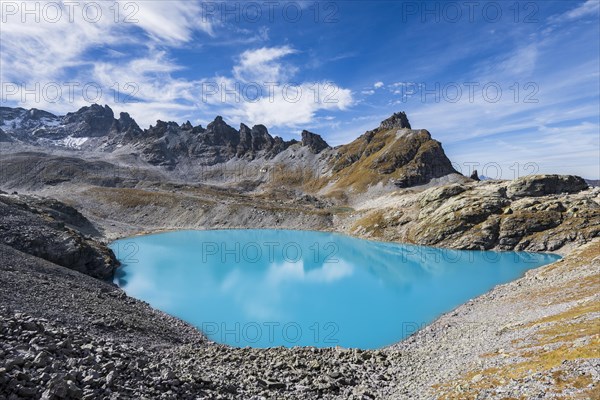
[0,1,353,131]
[496,44,538,77]
[233,46,297,83]
[198,47,354,128]
[374,81,384,89]
[0,1,212,82]
[231,82,353,128]
[446,121,600,179]
[93,52,197,103]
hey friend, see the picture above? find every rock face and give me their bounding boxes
[506,174,588,198]
[0,105,135,145]
[0,193,118,280]
[133,116,299,167]
[115,111,143,140]
[62,104,115,137]
[0,128,12,142]
[0,107,62,141]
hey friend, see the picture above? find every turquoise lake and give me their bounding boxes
[110,229,560,349]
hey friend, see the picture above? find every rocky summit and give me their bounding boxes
[0,105,599,399]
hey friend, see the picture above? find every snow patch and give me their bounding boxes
[59,136,89,149]
[0,117,23,132]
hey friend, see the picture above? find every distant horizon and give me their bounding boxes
[1,0,598,178]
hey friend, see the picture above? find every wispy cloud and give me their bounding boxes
[129,1,214,43]
[557,0,599,21]
[340,1,599,178]
[0,0,214,125]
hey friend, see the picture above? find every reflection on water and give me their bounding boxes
[110,229,560,349]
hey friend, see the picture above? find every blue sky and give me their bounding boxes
[1,0,599,178]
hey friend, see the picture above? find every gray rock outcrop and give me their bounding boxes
[506,174,588,198]
[350,175,600,252]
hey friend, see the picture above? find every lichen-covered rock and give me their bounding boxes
[349,181,600,252]
[418,183,468,208]
[506,175,588,199]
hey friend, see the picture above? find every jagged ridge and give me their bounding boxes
[1,105,459,191]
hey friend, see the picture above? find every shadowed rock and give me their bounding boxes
[301,130,330,153]
[0,128,12,142]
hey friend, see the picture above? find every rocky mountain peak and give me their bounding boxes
[63,104,115,137]
[0,105,461,190]
[301,130,330,154]
[239,123,251,134]
[66,104,114,119]
[210,116,226,126]
[329,113,457,190]
[251,124,270,138]
[379,112,411,130]
[115,112,142,137]
[249,125,273,151]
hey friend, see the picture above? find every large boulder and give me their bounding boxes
[507,175,588,199]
